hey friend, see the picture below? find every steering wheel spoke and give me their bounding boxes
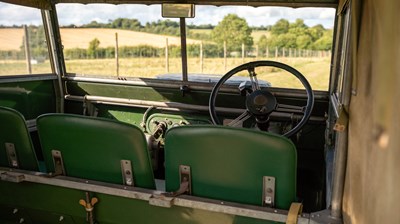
[227,110,252,127]
[275,103,306,114]
[248,67,261,92]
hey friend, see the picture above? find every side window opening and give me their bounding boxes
[0,2,52,76]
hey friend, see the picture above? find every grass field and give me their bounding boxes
[0,57,330,90]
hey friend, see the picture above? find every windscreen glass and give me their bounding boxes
[56,4,335,90]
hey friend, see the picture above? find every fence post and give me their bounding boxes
[275,47,278,58]
[255,45,259,59]
[200,42,203,73]
[23,25,32,74]
[224,41,227,72]
[165,38,169,73]
[289,48,292,58]
[115,32,119,77]
[266,46,269,58]
[242,43,245,63]
[282,48,285,58]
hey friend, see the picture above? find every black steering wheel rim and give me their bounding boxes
[209,60,314,138]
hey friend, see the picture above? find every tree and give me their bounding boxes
[211,14,253,52]
[87,38,100,58]
[258,34,268,54]
[309,24,325,41]
[288,19,308,36]
[111,18,142,30]
[296,35,313,49]
[312,30,333,50]
[271,19,289,35]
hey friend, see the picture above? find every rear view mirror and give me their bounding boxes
[162,4,195,18]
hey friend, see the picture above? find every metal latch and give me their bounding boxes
[121,160,134,186]
[5,143,19,168]
[262,176,275,207]
[51,150,65,176]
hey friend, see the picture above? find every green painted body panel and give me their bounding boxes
[0,80,56,119]
[66,82,245,108]
[37,114,155,189]
[0,181,280,224]
[165,125,297,210]
[0,106,39,171]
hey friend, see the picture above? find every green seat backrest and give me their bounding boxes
[165,125,296,209]
[0,106,39,171]
[37,114,155,189]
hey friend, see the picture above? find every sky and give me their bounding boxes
[0,3,336,28]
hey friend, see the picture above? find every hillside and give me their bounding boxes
[0,28,202,50]
[0,28,24,50]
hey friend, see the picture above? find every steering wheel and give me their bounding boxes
[209,61,314,138]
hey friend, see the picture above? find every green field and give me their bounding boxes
[0,57,330,90]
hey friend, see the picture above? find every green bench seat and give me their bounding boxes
[164,125,297,209]
[37,113,155,189]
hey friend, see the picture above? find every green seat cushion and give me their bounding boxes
[165,125,296,209]
[0,106,39,171]
[37,114,155,189]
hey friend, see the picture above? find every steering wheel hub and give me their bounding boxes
[246,90,277,116]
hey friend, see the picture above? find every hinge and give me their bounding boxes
[121,160,134,186]
[164,165,191,197]
[179,165,191,195]
[5,143,19,168]
[51,150,65,176]
[262,176,275,207]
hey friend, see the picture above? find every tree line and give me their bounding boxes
[0,15,332,60]
[62,15,332,51]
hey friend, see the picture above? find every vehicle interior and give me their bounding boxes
[0,0,399,223]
